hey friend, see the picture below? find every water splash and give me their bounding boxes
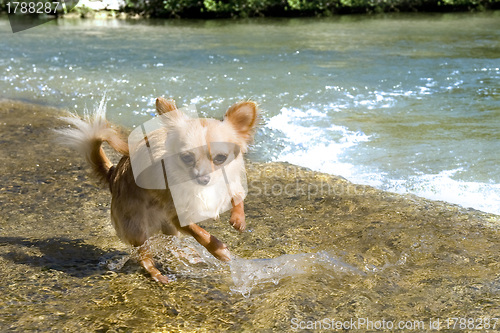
[103,253,131,271]
[128,235,226,280]
[102,235,362,296]
[229,251,362,297]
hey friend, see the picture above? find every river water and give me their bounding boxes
[1,12,500,332]
[1,12,499,214]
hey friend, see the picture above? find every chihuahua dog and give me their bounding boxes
[57,97,258,283]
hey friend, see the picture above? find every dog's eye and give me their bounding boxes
[213,154,228,165]
[180,152,195,166]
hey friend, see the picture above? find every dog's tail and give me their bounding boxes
[55,98,129,184]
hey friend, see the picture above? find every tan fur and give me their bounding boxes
[59,97,258,283]
[155,97,177,114]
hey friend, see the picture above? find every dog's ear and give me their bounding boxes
[156,97,177,115]
[224,101,258,143]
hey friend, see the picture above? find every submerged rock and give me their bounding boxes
[1,99,498,331]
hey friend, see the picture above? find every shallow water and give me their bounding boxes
[0,12,499,214]
[1,100,499,331]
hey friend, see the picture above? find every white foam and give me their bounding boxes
[265,107,500,216]
[381,169,500,215]
[318,165,500,216]
[267,107,370,178]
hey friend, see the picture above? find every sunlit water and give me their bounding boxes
[1,12,499,214]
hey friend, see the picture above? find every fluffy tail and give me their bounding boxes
[55,98,129,184]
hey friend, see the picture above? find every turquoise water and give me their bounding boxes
[0,12,499,214]
[1,16,500,331]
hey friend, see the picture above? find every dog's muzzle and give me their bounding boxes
[196,175,210,186]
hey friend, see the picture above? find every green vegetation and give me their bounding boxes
[0,0,499,17]
[122,0,500,18]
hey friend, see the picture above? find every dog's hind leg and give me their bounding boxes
[138,246,170,284]
[181,223,231,262]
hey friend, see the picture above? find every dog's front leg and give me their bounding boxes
[138,246,170,284]
[181,223,231,261]
[229,199,245,232]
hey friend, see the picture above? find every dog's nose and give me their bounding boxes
[196,175,210,185]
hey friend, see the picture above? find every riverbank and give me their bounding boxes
[1,99,499,331]
[1,0,500,19]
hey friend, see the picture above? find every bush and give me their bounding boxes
[122,0,500,17]
[1,0,499,17]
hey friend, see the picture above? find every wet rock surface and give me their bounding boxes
[1,99,499,331]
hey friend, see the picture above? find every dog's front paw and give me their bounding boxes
[153,273,170,284]
[230,213,246,232]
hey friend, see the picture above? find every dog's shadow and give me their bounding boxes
[0,236,128,278]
